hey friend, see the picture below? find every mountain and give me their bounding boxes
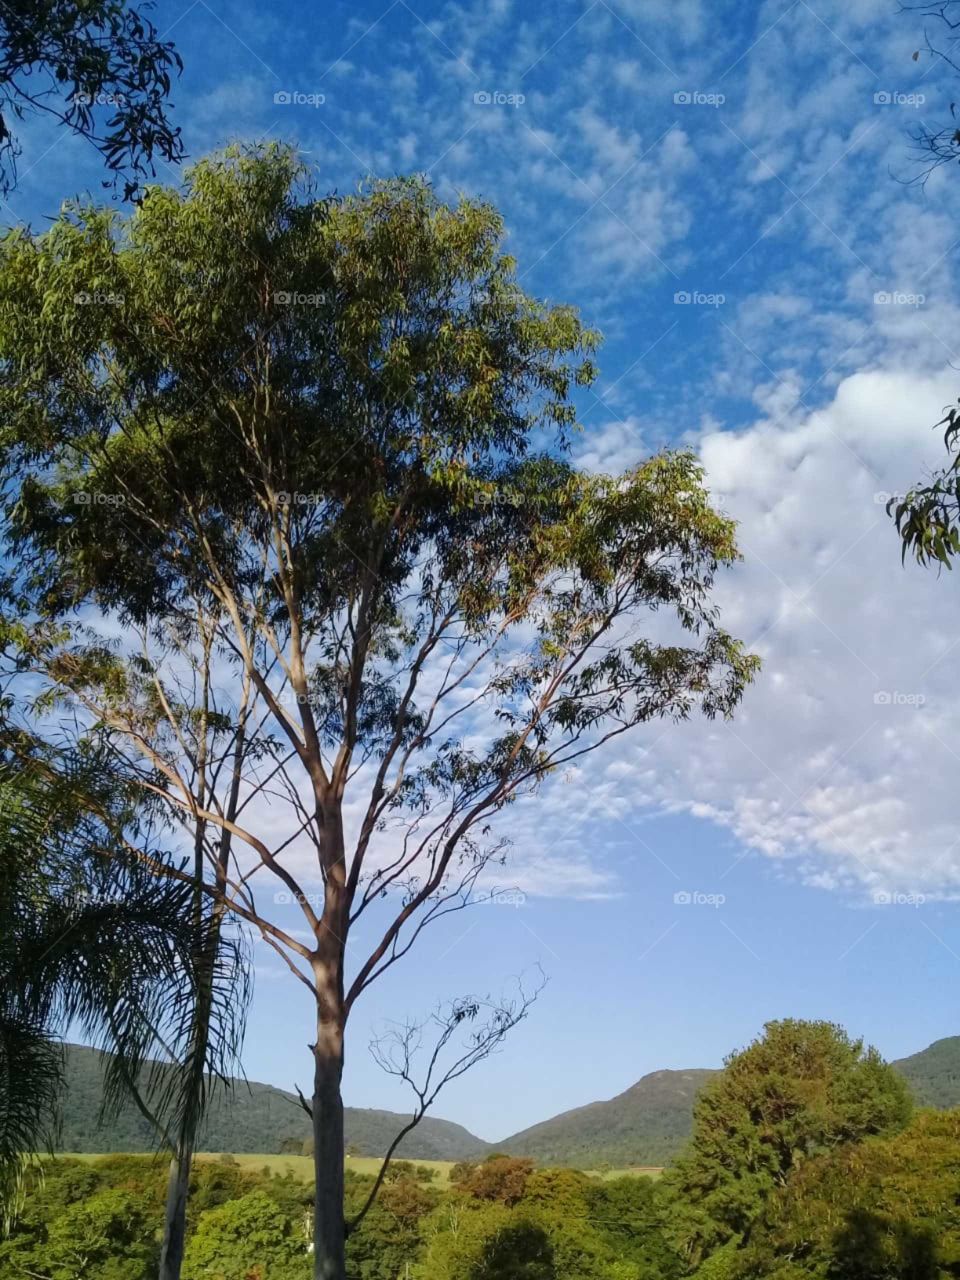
[54,1035,960,1168]
[497,1069,719,1168]
[494,1039,960,1168]
[56,1044,490,1161]
[890,1036,960,1109]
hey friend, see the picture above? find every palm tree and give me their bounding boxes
[0,735,250,1251]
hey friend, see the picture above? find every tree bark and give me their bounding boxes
[312,989,346,1280]
[158,1141,193,1280]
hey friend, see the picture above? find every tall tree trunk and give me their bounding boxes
[158,1140,194,1280]
[312,959,346,1280]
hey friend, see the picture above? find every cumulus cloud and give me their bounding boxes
[550,365,960,901]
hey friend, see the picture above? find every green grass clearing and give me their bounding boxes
[51,1152,662,1184]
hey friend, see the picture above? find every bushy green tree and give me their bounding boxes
[662,1020,912,1267]
[33,1187,157,1280]
[731,1108,960,1280]
[182,1189,310,1280]
[586,1177,681,1279]
[345,1174,438,1280]
[415,1201,554,1280]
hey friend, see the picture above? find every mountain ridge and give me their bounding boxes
[54,1035,960,1167]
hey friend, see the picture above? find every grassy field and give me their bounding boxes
[55,1152,663,1183]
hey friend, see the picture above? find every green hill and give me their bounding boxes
[890,1036,960,1109]
[53,1035,960,1168]
[493,1040,960,1169]
[497,1068,719,1167]
[56,1044,490,1161]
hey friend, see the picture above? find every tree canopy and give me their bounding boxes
[0,0,183,197]
[0,142,758,1276]
[662,1019,913,1267]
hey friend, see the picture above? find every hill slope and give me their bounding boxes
[57,1044,490,1161]
[498,1068,718,1167]
[55,1035,960,1167]
[891,1036,960,1109]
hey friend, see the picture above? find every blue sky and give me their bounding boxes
[9,0,960,1140]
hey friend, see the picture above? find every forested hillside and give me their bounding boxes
[57,1046,491,1161]
[56,1036,960,1167]
[499,1069,717,1167]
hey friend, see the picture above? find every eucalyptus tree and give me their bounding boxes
[0,143,759,1279]
[890,400,960,565]
[0,0,183,197]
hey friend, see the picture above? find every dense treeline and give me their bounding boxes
[0,1155,680,1279]
[4,1021,958,1279]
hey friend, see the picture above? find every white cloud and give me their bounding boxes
[578,363,960,899]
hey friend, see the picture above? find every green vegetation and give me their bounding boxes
[500,1069,718,1168]
[53,1034,960,1174]
[0,142,757,1276]
[0,1154,675,1280]
[55,1046,490,1162]
[731,1108,960,1279]
[661,1020,913,1268]
[889,1035,960,1108]
[11,1019,960,1279]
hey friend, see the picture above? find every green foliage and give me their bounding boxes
[346,1174,440,1280]
[891,400,960,567]
[0,1160,163,1279]
[586,1177,682,1279]
[732,1108,960,1279]
[41,1188,158,1279]
[662,1020,913,1267]
[182,1189,310,1279]
[0,143,755,806]
[0,0,183,197]
[4,1158,675,1280]
[1,1071,952,1280]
